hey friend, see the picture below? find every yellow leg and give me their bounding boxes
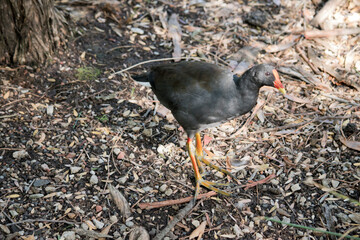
[195,133,237,181]
[187,137,232,197]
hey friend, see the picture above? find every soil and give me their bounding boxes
[1,0,360,239]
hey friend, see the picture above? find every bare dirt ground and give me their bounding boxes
[1,0,360,239]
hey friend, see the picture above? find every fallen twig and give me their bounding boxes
[304,28,360,39]
[243,173,276,190]
[6,218,79,226]
[138,191,217,210]
[295,45,321,75]
[111,56,202,76]
[251,115,355,134]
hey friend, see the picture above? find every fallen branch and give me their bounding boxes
[153,199,196,240]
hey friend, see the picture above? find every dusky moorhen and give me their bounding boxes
[132,61,285,197]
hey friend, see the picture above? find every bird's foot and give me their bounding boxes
[195,177,232,198]
[196,155,239,183]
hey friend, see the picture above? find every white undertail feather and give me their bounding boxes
[135,81,151,87]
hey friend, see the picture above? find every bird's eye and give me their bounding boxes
[265,72,271,76]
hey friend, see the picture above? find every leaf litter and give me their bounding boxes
[0,0,360,239]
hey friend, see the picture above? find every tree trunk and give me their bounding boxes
[0,0,67,65]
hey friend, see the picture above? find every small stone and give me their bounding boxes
[120,224,127,231]
[61,231,76,240]
[291,183,301,192]
[47,105,54,116]
[29,194,44,199]
[233,224,242,237]
[90,175,99,185]
[143,186,153,192]
[93,219,105,229]
[41,163,50,171]
[81,222,89,230]
[159,184,168,192]
[67,213,76,219]
[336,213,350,222]
[9,210,18,217]
[165,188,173,196]
[299,196,306,205]
[349,213,360,224]
[192,220,200,227]
[126,221,134,227]
[131,27,144,34]
[281,217,291,227]
[331,180,339,188]
[117,175,128,184]
[33,179,50,187]
[70,166,82,174]
[113,148,121,155]
[143,128,152,137]
[110,215,118,223]
[164,124,176,131]
[132,126,141,132]
[45,186,56,192]
[13,150,28,159]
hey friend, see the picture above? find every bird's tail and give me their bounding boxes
[132,73,151,87]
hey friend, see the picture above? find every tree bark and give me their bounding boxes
[0,0,67,65]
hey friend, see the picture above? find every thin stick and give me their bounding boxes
[250,115,354,134]
[111,57,203,76]
[138,191,217,210]
[6,218,79,226]
[295,45,321,75]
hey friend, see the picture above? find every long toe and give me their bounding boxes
[200,156,239,182]
[197,178,232,197]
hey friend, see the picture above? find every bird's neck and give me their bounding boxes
[233,73,260,112]
[234,72,260,94]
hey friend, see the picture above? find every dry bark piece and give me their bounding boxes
[168,13,182,61]
[129,226,150,240]
[108,184,132,218]
[311,0,343,28]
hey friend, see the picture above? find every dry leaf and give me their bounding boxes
[340,137,360,151]
[3,91,10,99]
[99,223,116,240]
[129,226,150,240]
[203,135,212,146]
[74,228,113,238]
[189,221,206,239]
[108,184,132,218]
[284,94,311,104]
[168,13,182,61]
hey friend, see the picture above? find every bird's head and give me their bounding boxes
[251,64,286,94]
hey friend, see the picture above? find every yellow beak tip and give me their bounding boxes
[278,88,286,95]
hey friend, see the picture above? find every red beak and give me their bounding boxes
[272,69,286,94]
